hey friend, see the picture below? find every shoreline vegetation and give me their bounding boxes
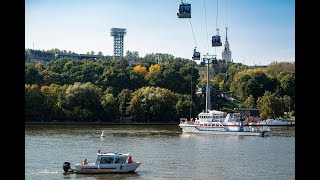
[25,49,295,122]
[25,121,178,125]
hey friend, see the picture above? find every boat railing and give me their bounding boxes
[243,126,270,132]
[179,118,195,124]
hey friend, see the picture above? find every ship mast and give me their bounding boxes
[206,57,211,112]
[203,54,216,112]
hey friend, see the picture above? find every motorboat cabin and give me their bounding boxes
[212,35,222,47]
[177,3,191,18]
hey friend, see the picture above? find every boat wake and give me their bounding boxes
[36,170,58,174]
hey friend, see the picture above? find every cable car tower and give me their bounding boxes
[110,28,127,60]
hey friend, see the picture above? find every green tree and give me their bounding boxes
[59,82,103,121]
[101,93,119,121]
[125,50,140,63]
[98,51,103,56]
[25,64,43,85]
[40,84,66,120]
[25,84,45,121]
[242,94,256,108]
[175,93,194,119]
[257,91,284,120]
[266,61,295,76]
[128,86,176,122]
[282,95,292,113]
[118,89,132,117]
[279,72,295,97]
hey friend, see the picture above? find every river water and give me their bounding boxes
[25,125,295,180]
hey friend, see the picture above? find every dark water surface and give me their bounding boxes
[25,125,295,180]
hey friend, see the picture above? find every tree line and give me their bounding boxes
[25,49,295,121]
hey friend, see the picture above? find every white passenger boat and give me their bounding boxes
[179,113,270,137]
[63,152,141,173]
[179,56,270,136]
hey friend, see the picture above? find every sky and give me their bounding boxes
[25,0,295,66]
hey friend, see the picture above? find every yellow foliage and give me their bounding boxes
[133,65,147,76]
[234,68,270,82]
[35,62,43,69]
[146,64,161,79]
[149,64,160,74]
[40,85,49,91]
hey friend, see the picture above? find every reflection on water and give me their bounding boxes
[26,125,294,180]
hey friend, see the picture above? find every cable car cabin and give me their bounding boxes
[212,59,218,65]
[177,3,191,18]
[192,49,200,60]
[192,52,200,60]
[212,35,222,47]
[200,61,205,66]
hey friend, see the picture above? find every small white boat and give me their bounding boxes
[63,152,141,173]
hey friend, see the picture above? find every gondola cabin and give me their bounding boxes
[212,35,222,47]
[177,3,191,18]
[212,59,218,65]
[192,49,200,60]
[200,61,205,66]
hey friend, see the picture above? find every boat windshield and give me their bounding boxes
[99,156,114,164]
[114,156,126,164]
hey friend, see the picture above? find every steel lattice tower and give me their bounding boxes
[110,28,127,59]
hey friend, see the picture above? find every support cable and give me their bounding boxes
[189,19,198,48]
[203,0,209,54]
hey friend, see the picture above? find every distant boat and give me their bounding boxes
[101,131,106,137]
[265,118,294,126]
[248,118,295,126]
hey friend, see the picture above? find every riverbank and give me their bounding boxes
[25,121,179,125]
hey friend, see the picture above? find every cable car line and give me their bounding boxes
[203,0,209,54]
[177,0,224,60]
[189,19,197,49]
[215,0,219,32]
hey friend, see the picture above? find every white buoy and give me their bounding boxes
[101,130,106,137]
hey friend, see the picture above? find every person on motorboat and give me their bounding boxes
[82,159,88,165]
[128,156,133,163]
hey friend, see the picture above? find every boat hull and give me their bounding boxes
[179,124,270,137]
[74,162,141,174]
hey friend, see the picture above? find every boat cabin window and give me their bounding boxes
[100,156,114,164]
[114,156,126,164]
